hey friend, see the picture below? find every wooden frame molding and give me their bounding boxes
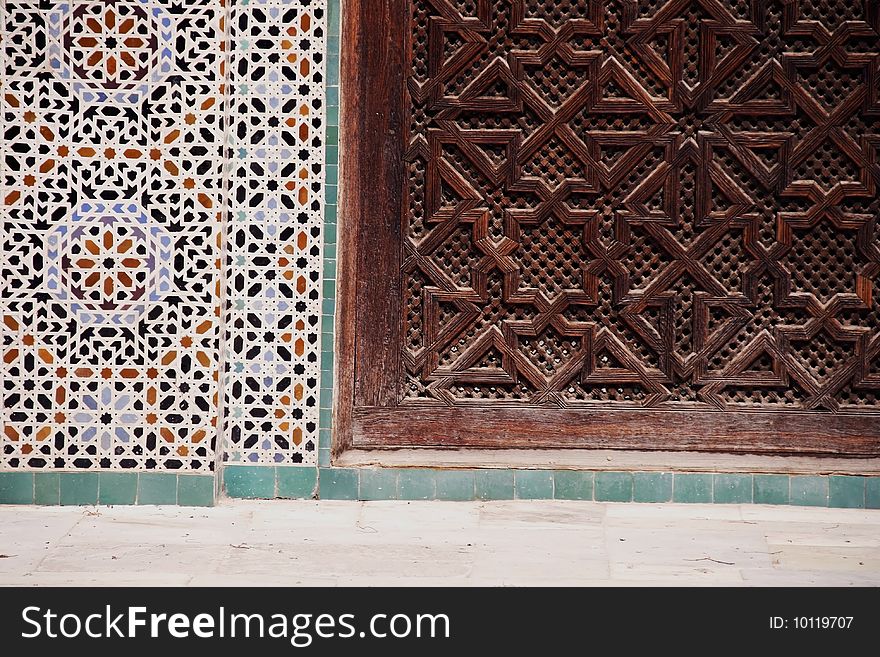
[336,0,880,459]
[335,448,880,476]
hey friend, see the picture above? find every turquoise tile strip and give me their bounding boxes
[713,474,753,504]
[829,475,866,509]
[552,471,592,500]
[514,470,554,499]
[435,470,476,501]
[754,474,790,505]
[867,478,880,509]
[198,469,880,508]
[35,473,61,505]
[673,473,713,503]
[3,469,879,509]
[0,472,214,506]
[633,472,672,503]
[319,0,342,469]
[220,465,318,499]
[595,472,633,502]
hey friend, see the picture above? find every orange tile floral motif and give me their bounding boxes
[1,1,226,470]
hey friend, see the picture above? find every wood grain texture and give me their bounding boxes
[344,0,407,409]
[336,448,880,475]
[335,0,360,454]
[337,0,409,455]
[352,406,880,456]
[338,0,880,457]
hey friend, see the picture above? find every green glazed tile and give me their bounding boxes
[475,470,513,500]
[359,469,398,500]
[633,472,672,503]
[138,473,177,505]
[790,475,828,507]
[277,467,317,499]
[553,471,593,500]
[328,0,340,36]
[323,222,337,246]
[177,475,214,507]
[0,471,34,504]
[60,472,98,506]
[99,472,137,505]
[223,465,274,499]
[754,474,789,505]
[34,472,60,505]
[514,470,554,499]
[829,476,865,509]
[673,473,713,503]
[399,470,436,500]
[319,468,358,500]
[866,478,880,509]
[595,472,633,502]
[435,470,475,501]
[318,450,331,467]
[713,474,753,504]
[319,388,333,408]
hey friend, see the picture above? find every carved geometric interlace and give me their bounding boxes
[404,0,880,412]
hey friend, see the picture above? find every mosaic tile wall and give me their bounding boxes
[4,0,878,511]
[1,0,227,472]
[1,0,326,476]
[222,0,325,466]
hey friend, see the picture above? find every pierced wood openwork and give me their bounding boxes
[339,0,880,455]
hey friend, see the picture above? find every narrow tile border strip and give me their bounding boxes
[220,465,318,500]
[318,0,342,469]
[0,471,214,507]
[217,468,880,508]
[4,468,878,509]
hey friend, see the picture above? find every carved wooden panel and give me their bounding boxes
[339,0,880,455]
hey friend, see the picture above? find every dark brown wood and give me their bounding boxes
[335,0,360,455]
[343,0,406,409]
[338,0,880,458]
[352,406,880,456]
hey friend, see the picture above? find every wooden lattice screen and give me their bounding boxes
[337,0,880,455]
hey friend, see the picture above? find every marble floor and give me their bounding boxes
[1,500,879,586]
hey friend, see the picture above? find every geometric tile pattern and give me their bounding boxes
[222,0,325,465]
[47,0,175,105]
[1,1,226,471]
[45,200,175,327]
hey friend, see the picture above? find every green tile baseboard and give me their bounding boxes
[0,471,214,506]
[250,468,880,508]
[221,465,318,500]
[4,467,879,509]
